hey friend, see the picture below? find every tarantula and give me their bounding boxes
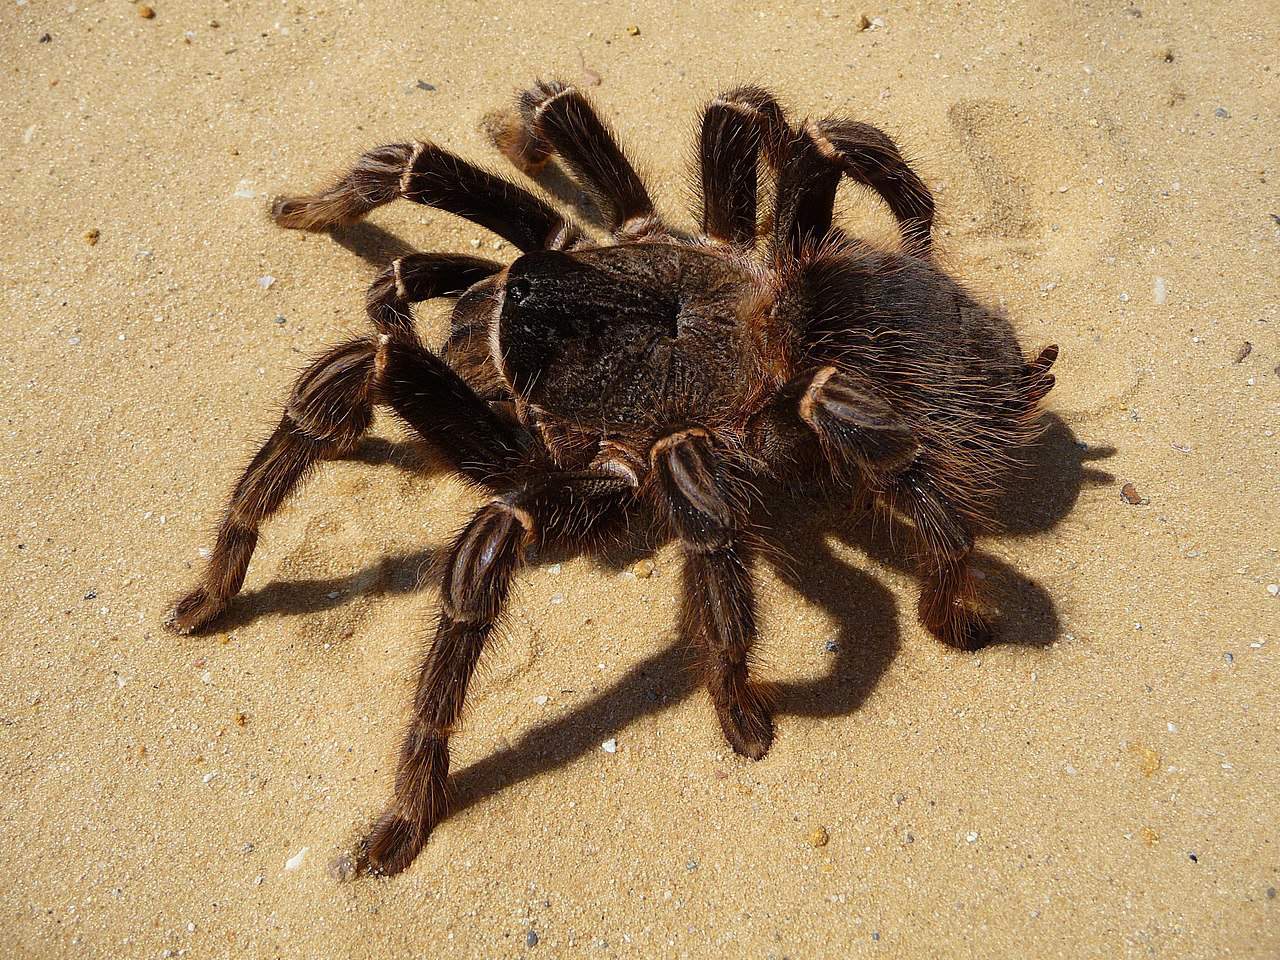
[167,81,1057,876]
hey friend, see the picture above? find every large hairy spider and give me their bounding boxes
[167,81,1057,876]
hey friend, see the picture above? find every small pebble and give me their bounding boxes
[601,738,617,754]
[686,859,698,871]
[526,930,539,947]
[582,67,602,86]
[1188,852,1199,863]
[202,771,218,784]
[1266,584,1278,597]
[632,559,656,579]
[857,13,872,30]
[1213,106,1230,118]
[1120,482,1148,505]
[1233,341,1252,364]
[626,24,640,35]
[39,32,52,43]
[83,228,100,245]
[534,695,549,706]
[1155,47,1173,62]
[808,826,829,848]
[285,846,308,871]
[414,80,437,92]
[824,639,839,653]
[1118,291,1130,303]
[1152,276,1167,305]
[138,4,155,19]
[258,275,275,290]
[1266,886,1276,900]
[966,831,979,844]
[273,314,286,325]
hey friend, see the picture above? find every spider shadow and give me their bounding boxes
[446,412,1112,819]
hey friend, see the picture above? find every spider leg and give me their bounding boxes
[888,468,992,651]
[771,119,934,257]
[760,366,989,651]
[752,366,918,479]
[271,142,579,251]
[696,86,791,246]
[365,252,502,341]
[166,335,530,635]
[362,468,634,876]
[497,80,662,238]
[651,429,774,760]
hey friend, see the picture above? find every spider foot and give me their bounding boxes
[164,586,226,635]
[922,598,993,652]
[359,807,430,878]
[718,698,775,761]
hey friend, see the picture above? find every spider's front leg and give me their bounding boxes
[362,468,633,876]
[697,86,791,246]
[491,80,664,238]
[165,261,521,634]
[771,118,934,256]
[651,429,775,760]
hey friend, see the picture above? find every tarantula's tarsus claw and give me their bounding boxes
[359,808,428,878]
[921,597,993,652]
[164,586,226,635]
[719,698,775,761]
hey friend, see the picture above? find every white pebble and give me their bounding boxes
[1267,584,1278,596]
[550,593,564,605]
[534,695,549,706]
[200,670,212,684]
[469,238,481,249]
[966,831,979,843]
[233,180,257,199]
[1152,276,1168,305]
[1167,722,1178,733]
[1118,292,1130,303]
[202,771,218,784]
[601,738,618,754]
[258,275,276,290]
[284,846,308,871]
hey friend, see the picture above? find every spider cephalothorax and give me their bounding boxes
[167,80,1057,877]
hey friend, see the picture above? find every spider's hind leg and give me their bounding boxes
[886,468,992,651]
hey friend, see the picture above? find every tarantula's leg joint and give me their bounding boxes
[651,429,775,760]
[365,253,503,341]
[799,367,918,479]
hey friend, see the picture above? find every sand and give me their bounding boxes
[2,1,1277,957]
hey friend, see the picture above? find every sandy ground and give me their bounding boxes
[2,1,1277,957]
